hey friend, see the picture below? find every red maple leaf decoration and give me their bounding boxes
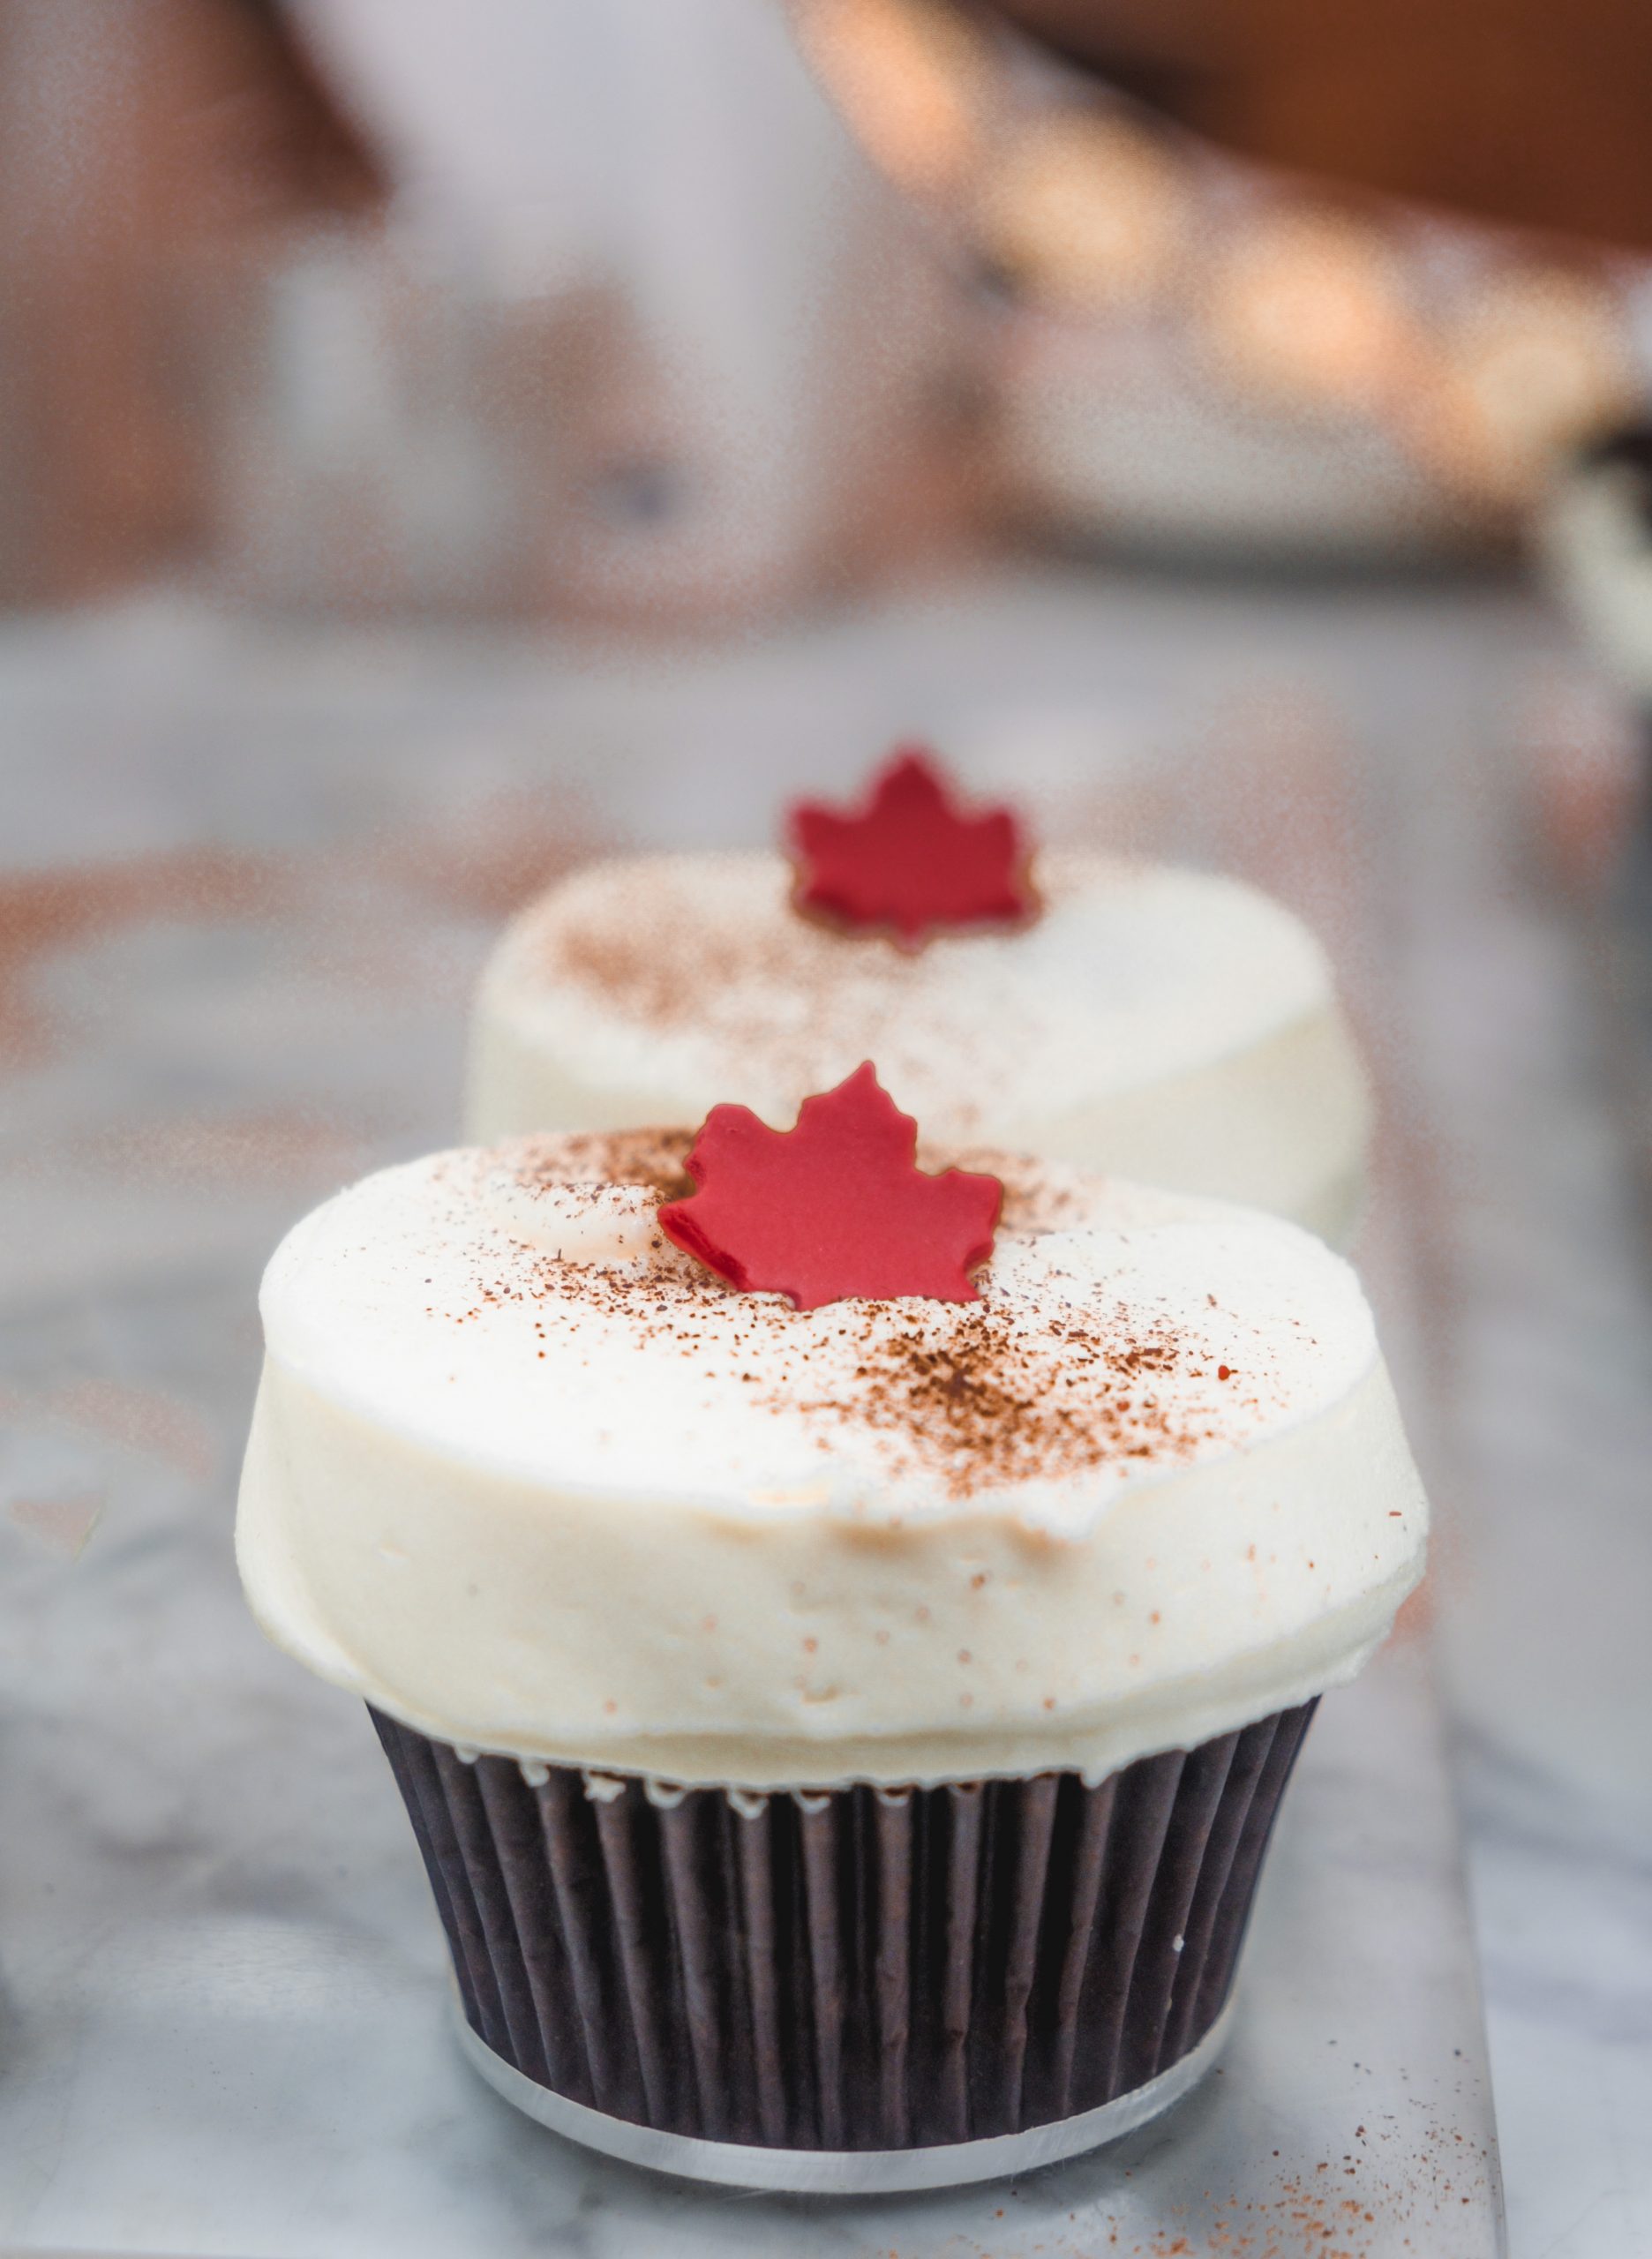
[788,747,1037,948]
[658,1062,1002,1310]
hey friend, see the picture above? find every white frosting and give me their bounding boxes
[237,1133,1426,1787]
[1542,462,1652,698]
[464,852,1370,1242]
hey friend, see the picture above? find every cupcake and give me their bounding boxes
[465,751,1371,1243]
[236,1067,1426,2189]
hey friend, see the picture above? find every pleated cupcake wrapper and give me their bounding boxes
[372,1699,1316,2153]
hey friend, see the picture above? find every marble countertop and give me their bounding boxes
[1,568,1648,2255]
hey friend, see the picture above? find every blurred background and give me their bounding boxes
[8,0,1652,612]
[3,4,1652,2254]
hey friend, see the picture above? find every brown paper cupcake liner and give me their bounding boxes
[371,1699,1316,2156]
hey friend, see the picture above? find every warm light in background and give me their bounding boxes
[980,111,1190,308]
[1198,210,1425,418]
[1415,268,1637,504]
[792,0,989,195]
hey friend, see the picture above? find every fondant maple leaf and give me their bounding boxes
[658,1062,1002,1310]
[789,747,1037,948]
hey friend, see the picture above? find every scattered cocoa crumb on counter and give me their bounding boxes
[0,847,277,1064]
[1030,2105,1499,2259]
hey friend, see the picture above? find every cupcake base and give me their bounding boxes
[453,1981,1238,2190]
[372,1700,1315,2188]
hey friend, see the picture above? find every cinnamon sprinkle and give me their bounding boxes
[785,1299,1216,1502]
[419,1132,1281,1508]
[506,1126,695,1205]
[511,856,1100,1134]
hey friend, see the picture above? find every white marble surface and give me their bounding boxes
[0,567,1643,2251]
[1383,709,1652,2259]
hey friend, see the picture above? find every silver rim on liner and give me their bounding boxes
[453,1988,1237,2193]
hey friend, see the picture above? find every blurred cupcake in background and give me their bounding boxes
[466,749,1373,1242]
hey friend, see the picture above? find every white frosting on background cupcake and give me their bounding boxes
[465,852,1370,1242]
[237,1130,1425,1789]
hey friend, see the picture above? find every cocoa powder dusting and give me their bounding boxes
[506,1126,695,1205]
[424,1133,1277,1506]
[552,912,762,1039]
[787,1300,1213,1501]
[514,857,1083,1134]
